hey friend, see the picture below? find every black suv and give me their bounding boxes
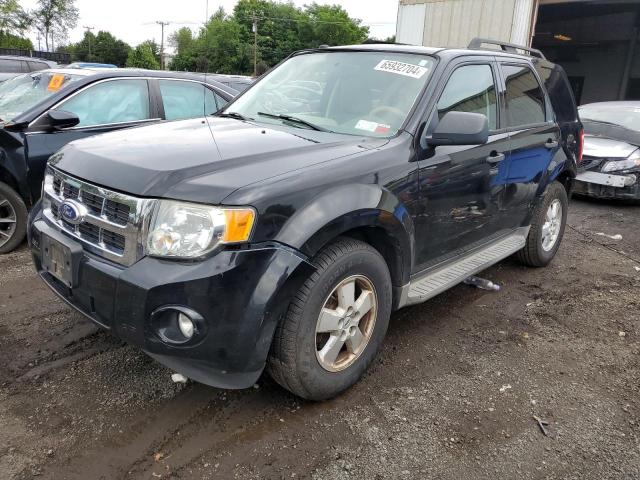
[28,41,582,400]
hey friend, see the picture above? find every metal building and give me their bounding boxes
[396,0,640,104]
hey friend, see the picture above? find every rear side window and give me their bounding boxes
[0,59,26,73]
[159,80,218,121]
[59,79,151,127]
[436,64,498,130]
[535,63,578,123]
[28,61,48,72]
[502,64,546,127]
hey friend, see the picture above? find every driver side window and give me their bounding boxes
[57,79,151,128]
[436,64,498,130]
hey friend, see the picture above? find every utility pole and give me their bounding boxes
[251,13,258,77]
[156,21,170,70]
[83,26,95,61]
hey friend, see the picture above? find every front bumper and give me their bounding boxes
[28,206,313,389]
[574,171,640,200]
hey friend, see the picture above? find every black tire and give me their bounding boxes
[0,181,28,254]
[517,181,568,267]
[267,237,392,401]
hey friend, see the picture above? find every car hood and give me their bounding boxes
[50,117,385,204]
[583,135,638,159]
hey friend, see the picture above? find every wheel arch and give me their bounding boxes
[273,183,414,289]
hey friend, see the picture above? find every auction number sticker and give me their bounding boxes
[47,74,66,92]
[355,119,391,134]
[374,59,428,79]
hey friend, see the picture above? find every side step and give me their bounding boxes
[399,228,529,308]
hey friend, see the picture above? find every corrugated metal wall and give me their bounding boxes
[397,0,537,48]
[397,3,427,45]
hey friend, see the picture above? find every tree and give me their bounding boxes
[166,0,368,75]
[126,42,160,70]
[0,31,32,49]
[62,30,131,66]
[0,0,31,36]
[32,0,79,51]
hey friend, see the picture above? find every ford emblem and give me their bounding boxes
[59,200,86,225]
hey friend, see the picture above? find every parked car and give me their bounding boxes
[205,73,254,92]
[67,62,118,69]
[574,101,640,201]
[28,40,581,400]
[0,68,237,253]
[0,55,57,82]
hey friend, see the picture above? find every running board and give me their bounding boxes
[398,227,529,308]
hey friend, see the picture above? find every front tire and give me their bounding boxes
[267,237,392,401]
[517,181,568,267]
[0,181,28,254]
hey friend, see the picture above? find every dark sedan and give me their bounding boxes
[574,101,640,202]
[0,68,237,253]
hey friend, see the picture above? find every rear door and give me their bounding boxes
[498,62,561,228]
[414,57,511,270]
[156,79,227,121]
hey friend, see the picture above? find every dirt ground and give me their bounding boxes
[1,197,639,480]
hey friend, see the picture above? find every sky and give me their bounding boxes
[22,0,399,52]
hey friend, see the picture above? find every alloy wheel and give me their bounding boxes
[541,199,563,252]
[315,275,378,372]
[0,195,17,249]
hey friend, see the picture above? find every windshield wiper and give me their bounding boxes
[216,111,253,121]
[257,111,330,132]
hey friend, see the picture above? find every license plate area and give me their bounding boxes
[41,234,76,288]
[576,171,627,188]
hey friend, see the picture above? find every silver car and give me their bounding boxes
[574,101,640,201]
[0,55,57,83]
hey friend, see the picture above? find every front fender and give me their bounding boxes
[274,183,414,285]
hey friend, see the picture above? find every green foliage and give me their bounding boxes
[0,30,32,49]
[0,0,31,36]
[126,41,160,70]
[168,0,369,75]
[62,30,131,66]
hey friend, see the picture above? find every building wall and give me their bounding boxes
[397,0,537,48]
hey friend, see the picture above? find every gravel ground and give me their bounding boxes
[0,197,639,480]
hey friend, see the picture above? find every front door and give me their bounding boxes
[414,60,511,271]
[24,78,158,201]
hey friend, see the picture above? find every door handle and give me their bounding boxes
[486,152,505,164]
[545,139,559,149]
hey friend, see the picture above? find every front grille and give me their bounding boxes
[42,166,152,266]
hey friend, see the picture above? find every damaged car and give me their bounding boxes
[574,101,640,201]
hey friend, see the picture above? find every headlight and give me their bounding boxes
[146,200,256,258]
[601,149,640,173]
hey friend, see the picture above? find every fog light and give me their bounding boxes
[178,313,194,339]
[151,306,205,345]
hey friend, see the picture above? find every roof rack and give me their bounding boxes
[468,38,546,60]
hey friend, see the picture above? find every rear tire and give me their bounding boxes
[0,181,27,254]
[267,237,392,401]
[517,181,568,267]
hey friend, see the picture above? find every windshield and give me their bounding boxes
[0,71,83,122]
[579,105,640,132]
[225,51,435,137]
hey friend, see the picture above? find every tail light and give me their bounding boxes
[577,127,584,164]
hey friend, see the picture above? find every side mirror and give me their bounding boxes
[427,111,489,147]
[47,110,80,130]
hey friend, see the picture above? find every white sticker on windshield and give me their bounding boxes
[355,120,378,132]
[374,59,428,79]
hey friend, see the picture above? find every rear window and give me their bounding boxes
[502,64,546,127]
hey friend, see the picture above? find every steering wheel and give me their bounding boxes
[368,106,405,127]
